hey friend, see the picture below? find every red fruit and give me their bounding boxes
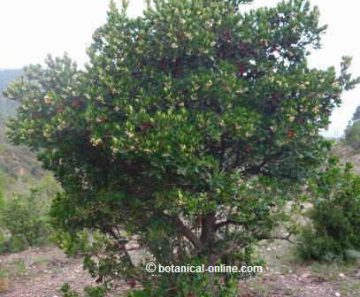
[238,64,246,74]
[222,30,232,42]
[287,130,295,138]
[244,145,252,153]
[96,116,108,123]
[71,98,84,109]
[298,118,305,124]
[136,122,154,132]
[238,42,248,50]
[173,66,182,77]
[159,58,167,70]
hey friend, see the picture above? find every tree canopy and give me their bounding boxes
[4,0,359,295]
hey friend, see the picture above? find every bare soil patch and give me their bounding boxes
[0,244,359,296]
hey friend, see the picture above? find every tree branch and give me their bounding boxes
[258,233,299,245]
[169,216,204,251]
[214,218,247,230]
[200,212,217,244]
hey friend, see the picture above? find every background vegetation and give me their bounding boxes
[299,159,360,262]
[0,69,60,255]
[345,106,360,150]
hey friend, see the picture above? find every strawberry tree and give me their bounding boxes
[4,0,359,296]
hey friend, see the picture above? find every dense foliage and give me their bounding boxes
[4,0,359,295]
[299,159,360,262]
[61,283,107,297]
[0,68,42,194]
[0,179,58,253]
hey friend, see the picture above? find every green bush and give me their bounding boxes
[0,187,52,253]
[60,283,108,297]
[60,284,80,297]
[129,273,240,297]
[5,0,359,295]
[299,159,360,262]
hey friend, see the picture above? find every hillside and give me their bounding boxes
[332,143,360,174]
[0,69,44,194]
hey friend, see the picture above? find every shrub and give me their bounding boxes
[60,283,108,297]
[0,187,52,253]
[5,0,359,295]
[299,159,360,262]
[344,120,360,150]
[129,273,242,297]
[60,283,80,297]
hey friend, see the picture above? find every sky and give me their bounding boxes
[0,0,359,137]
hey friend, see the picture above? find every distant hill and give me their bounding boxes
[0,69,21,88]
[0,69,21,118]
[0,69,44,194]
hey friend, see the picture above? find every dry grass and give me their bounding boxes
[0,277,10,293]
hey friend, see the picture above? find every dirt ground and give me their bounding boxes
[0,244,359,297]
[0,246,95,297]
[243,241,360,297]
[240,268,359,297]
